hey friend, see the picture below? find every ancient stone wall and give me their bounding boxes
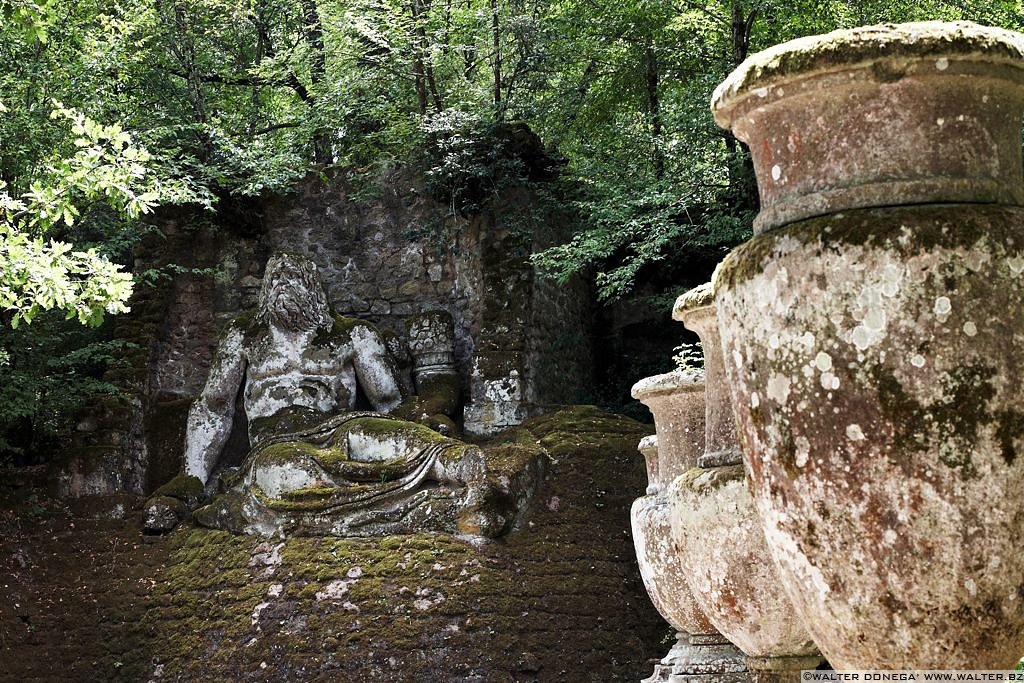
[526,204,595,408]
[54,164,596,496]
[262,173,484,381]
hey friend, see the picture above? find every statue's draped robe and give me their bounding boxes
[245,412,451,509]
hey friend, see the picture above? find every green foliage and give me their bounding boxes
[0,226,134,328]
[10,0,1011,309]
[529,0,1024,299]
[420,110,550,217]
[0,310,132,460]
[1,0,1022,457]
[672,341,704,373]
[1,0,57,44]
[0,105,198,328]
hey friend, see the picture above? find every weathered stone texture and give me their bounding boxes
[716,206,1024,668]
[262,174,484,380]
[526,253,595,407]
[2,407,664,682]
[61,168,595,496]
[713,22,1024,233]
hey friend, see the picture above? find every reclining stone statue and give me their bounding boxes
[147,252,545,538]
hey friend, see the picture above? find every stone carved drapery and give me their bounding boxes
[162,252,546,539]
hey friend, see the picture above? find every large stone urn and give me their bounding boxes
[631,371,746,682]
[712,21,1024,668]
[668,284,820,683]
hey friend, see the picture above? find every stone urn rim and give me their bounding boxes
[712,20,1024,129]
[712,20,1024,233]
[631,369,705,401]
[672,282,715,322]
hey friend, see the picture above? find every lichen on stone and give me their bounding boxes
[672,282,714,320]
[631,369,706,400]
[679,464,746,495]
[713,204,1024,293]
[713,21,1024,127]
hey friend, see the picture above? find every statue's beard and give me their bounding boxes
[264,290,325,333]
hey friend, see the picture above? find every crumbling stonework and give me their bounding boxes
[54,164,594,498]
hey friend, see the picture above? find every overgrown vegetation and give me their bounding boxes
[1,0,1020,459]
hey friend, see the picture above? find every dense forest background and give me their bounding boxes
[1,0,1020,460]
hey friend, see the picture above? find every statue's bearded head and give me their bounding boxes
[257,252,331,333]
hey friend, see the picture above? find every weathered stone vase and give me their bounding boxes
[672,285,741,469]
[631,372,746,682]
[712,22,1024,668]
[669,285,820,683]
[632,371,707,490]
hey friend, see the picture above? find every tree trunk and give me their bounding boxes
[158,2,213,161]
[724,0,758,212]
[302,0,332,164]
[491,0,502,116]
[411,0,443,113]
[645,40,663,180]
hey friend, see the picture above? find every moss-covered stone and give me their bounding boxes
[679,464,745,494]
[152,473,207,509]
[250,405,340,440]
[713,21,1024,125]
[143,495,187,532]
[0,406,664,681]
[192,493,248,534]
[673,281,714,318]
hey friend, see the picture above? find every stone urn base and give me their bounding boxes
[642,633,747,683]
[632,490,747,683]
[746,656,823,683]
[670,465,820,679]
[715,204,1024,668]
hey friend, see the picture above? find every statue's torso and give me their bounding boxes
[243,325,357,438]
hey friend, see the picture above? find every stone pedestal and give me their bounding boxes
[407,310,461,423]
[712,21,1024,668]
[745,656,823,683]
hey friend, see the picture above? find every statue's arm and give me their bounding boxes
[350,322,402,412]
[184,324,248,485]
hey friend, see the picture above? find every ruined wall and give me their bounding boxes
[526,198,595,408]
[52,210,264,498]
[54,164,596,496]
[261,172,484,382]
[462,189,594,434]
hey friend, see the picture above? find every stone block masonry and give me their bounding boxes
[53,165,596,497]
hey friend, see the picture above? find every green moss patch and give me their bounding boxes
[1,406,665,681]
[153,473,206,508]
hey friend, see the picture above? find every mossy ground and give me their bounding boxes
[0,406,663,682]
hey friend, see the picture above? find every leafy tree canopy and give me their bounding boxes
[3,0,1021,314]
[1,0,1022,455]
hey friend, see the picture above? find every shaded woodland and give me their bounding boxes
[1,0,1020,460]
